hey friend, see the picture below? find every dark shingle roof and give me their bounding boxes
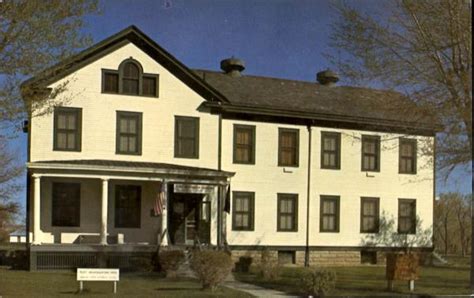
[195,70,435,130]
[21,25,437,132]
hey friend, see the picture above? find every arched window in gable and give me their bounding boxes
[121,61,140,95]
[102,58,159,97]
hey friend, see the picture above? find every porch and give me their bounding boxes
[27,159,234,270]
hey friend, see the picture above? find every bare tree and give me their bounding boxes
[434,192,472,256]
[360,211,433,252]
[452,194,472,257]
[434,194,456,254]
[327,0,472,177]
[0,140,22,242]
[0,0,99,234]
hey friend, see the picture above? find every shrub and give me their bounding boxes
[190,249,233,291]
[258,249,281,281]
[300,268,336,297]
[159,250,185,278]
[129,256,154,272]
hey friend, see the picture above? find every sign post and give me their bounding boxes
[77,268,120,294]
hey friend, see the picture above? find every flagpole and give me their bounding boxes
[160,180,169,246]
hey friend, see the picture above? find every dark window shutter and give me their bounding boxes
[142,76,157,97]
[104,72,119,93]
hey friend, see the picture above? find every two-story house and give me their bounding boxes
[22,26,437,270]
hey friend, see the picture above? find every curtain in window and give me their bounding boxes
[119,116,138,153]
[235,128,253,162]
[56,111,78,150]
[322,200,336,231]
[279,197,295,230]
[323,137,336,166]
[234,197,250,228]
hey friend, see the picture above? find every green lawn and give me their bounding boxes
[0,267,252,297]
[235,258,471,296]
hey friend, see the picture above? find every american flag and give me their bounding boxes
[154,182,167,216]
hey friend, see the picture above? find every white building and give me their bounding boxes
[22,26,437,270]
[9,230,27,244]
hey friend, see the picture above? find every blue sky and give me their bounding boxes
[7,0,472,214]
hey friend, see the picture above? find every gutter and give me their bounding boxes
[27,162,235,178]
[205,102,442,134]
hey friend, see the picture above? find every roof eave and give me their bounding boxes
[205,102,440,134]
[27,161,235,178]
[21,25,229,103]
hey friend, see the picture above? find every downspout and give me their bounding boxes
[305,124,312,267]
[218,113,222,171]
[216,113,223,248]
[26,107,32,268]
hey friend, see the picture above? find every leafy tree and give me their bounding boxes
[0,0,98,237]
[327,0,472,176]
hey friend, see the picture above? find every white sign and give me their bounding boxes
[77,268,119,281]
[174,183,214,194]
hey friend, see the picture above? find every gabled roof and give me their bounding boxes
[22,25,439,133]
[21,25,228,103]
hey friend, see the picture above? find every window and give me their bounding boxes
[232,191,254,231]
[321,132,341,169]
[278,251,296,265]
[360,197,380,233]
[398,199,416,234]
[174,116,199,158]
[320,196,340,232]
[116,111,142,155]
[115,185,141,228]
[278,128,299,167]
[53,107,82,151]
[52,183,80,227]
[122,61,140,95]
[103,70,119,93]
[142,75,157,97]
[399,138,417,174]
[361,135,380,171]
[101,58,159,97]
[233,125,256,164]
[361,250,377,264]
[277,194,298,231]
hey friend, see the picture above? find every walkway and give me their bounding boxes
[224,274,297,297]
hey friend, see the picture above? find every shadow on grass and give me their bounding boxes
[234,274,301,296]
[155,287,199,291]
[121,271,165,280]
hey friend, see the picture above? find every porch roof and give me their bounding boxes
[27,159,235,180]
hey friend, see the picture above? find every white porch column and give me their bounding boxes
[100,178,109,245]
[32,175,41,245]
[160,181,169,246]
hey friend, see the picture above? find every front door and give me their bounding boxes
[170,194,210,245]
